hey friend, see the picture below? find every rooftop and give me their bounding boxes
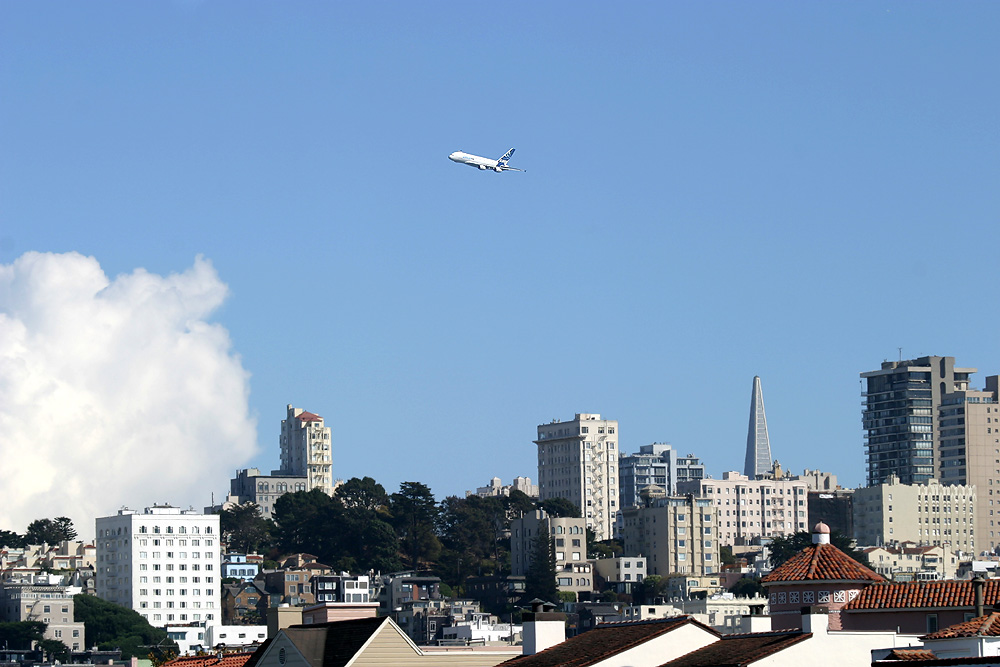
[762,543,885,584]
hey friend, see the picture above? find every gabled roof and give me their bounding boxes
[844,580,1000,611]
[296,411,322,422]
[503,617,714,667]
[924,612,1000,639]
[284,617,388,667]
[762,543,885,584]
[163,653,257,667]
[659,630,811,667]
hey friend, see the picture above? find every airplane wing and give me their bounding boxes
[501,165,524,172]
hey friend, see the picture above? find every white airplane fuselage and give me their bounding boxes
[449,151,503,171]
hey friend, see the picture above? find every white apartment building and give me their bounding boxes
[852,475,975,553]
[535,413,619,541]
[678,471,808,547]
[95,505,221,628]
[280,404,333,494]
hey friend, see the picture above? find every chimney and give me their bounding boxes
[522,600,566,655]
[974,574,986,617]
[740,614,772,633]
[812,522,831,545]
[800,606,829,635]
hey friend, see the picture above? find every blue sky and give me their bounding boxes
[3,2,999,512]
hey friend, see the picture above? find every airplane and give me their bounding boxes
[448,148,524,172]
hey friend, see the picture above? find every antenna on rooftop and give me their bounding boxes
[898,347,903,362]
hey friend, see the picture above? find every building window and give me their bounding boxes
[926,614,939,633]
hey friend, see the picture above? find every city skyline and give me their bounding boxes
[2,3,999,531]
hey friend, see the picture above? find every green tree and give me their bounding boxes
[0,530,26,548]
[38,639,71,662]
[729,577,766,598]
[637,574,668,604]
[219,502,273,553]
[524,524,557,603]
[0,621,46,649]
[720,545,736,566]
[74,594,176,659]
[337,477,390,512]
[389,482,441,571]
[769,530,869,569]
[538,497,581,518]
[340,506,402,572]
[272,489,340,555]
[503,490,537,521]
[24,517,77,544]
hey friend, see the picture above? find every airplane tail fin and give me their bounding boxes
[497,148,515,165]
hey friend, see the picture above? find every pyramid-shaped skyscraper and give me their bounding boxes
[744,375,773,478]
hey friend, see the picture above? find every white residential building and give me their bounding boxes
[95,505,221,628]
[536,413,620,541]
[678,470,809,546]
[280,404,334,494]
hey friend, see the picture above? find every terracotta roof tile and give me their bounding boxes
[845,580,1000,611]
[659,631,811,667]
[762,543,885,584]
[882,648,937,660]
[504,617,710,667]
[296,411,322,422]
[924,612,1000,639]
[163,652,256,667]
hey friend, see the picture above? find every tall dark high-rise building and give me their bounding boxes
[861,356,975,487]
[744,376,772,479]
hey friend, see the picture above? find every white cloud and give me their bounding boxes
[0,252,258,538]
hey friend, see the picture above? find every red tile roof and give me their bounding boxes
[762,543,885,584]
[659,630,811,667]
[881,648,937,661]
[296,411,322,422]
[924,612,1000,639]
[163,652,256,667]
[844,580,1000,611]
[503,617,713,667]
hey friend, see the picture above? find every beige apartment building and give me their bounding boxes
[939,375,1000,553]
[535,413,619,541]
[511,510,592,598]
[0,582,86,650]
[678,471,808,547]
[861,543,954,581]
[280,404,334,494]
[852,475,975,553]
[621,495,719,577]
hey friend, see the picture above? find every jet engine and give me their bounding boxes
[494,166,503,172]
[479,164,487,170]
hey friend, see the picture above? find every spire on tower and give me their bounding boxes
[744,375,773,479]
